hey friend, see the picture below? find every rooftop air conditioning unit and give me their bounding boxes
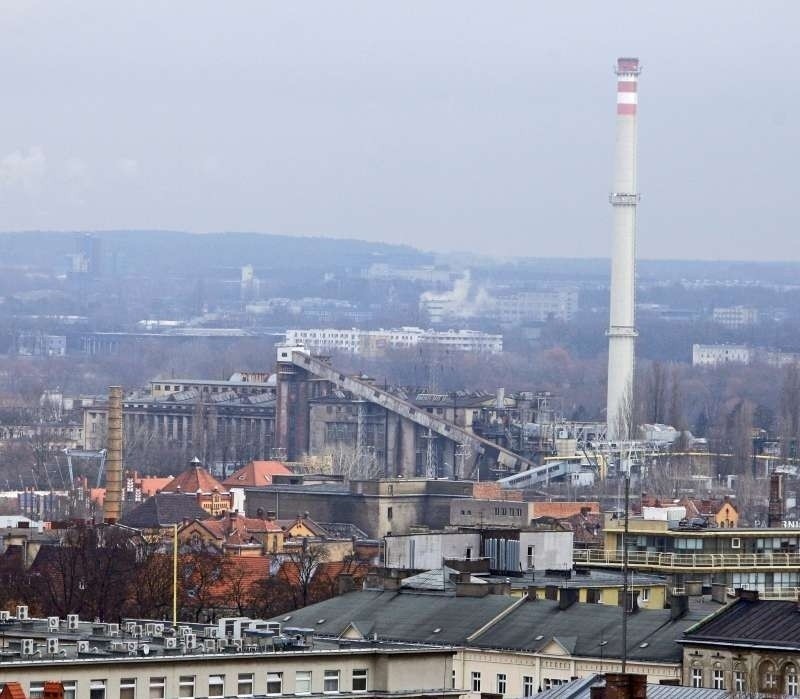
[204,626,218,638]
[47,616,59,631]
[216,638,228,651]
[46,638,59,655]
[204,638,216,652]
[152,623,164,637]
[0,611,10,622]
[164,637,178,649]
[145,623,156,636]
[77,641,90,653]
[106,623,120,637]
[232,638,243,651]
[124,621,137,634]
[179,625,191,637]
[125,641,137,653]
[67,614,79,630]
[184,633,197,650]
[16,605,28,620]
[21,639,35,656]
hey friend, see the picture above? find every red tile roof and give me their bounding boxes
[222,460,292,487]
[161,460,227,495]
[0,682,27,699]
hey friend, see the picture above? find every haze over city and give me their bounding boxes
[1,1,797,260]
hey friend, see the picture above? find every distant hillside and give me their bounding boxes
[0,230,431,275]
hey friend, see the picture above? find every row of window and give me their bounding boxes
[29,669,368,699]
[469,671,562,696]
[691,666,798,695]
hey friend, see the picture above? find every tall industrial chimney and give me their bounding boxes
[606,57,641,441]
[103,386,123,523]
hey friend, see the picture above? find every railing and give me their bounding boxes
[573,548,800,570]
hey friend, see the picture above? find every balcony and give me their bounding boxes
[573,548,800,572]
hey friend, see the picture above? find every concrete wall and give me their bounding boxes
[519,532,573,571]
[385,532,481,569]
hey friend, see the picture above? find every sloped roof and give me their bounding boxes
[222,460,292,487]
[138,476,174,497]
[268,589,517,646]
[681,598,800,649]
[120,493,211,529]
[195,513,283,543]
[0,682,27,699]
[161,459,227,495]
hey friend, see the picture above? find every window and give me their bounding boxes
[237,673,254,697]
[787,666,799,696]
[29,684,44,699]
[352,669,368,693]
[497,674,507,695]
[587,588,601,604]
[323,670,339,694]
[762,663,778,692]
[691,668,703,688]
[295,671,312,695]
[465,547,472,560]
[267,672,284,696]
[178,675,194,697]
[209,675,225,699]
[120,678,136,699]
[527,545,535,569]
[640,587,650,603]
[523,676,535,698]
[713,669,725,690]
[150,677,167,699]
[387,507,393,520]
[90,680,106,699]
[471,672,481,692]
[731,537,741,549]
[734,671,746,692]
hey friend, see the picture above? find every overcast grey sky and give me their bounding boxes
[0,2,796,260]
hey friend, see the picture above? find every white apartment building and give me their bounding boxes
[285,328,502,356]
[692,344,752,367]
[712,306,759,328]
[0,613,459,699]
[492,290,579,325]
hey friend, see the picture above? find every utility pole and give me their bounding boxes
[621,470,630,673]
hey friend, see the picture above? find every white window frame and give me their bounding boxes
[523,676,535,698]
[238,673,255,698]
[639,587,650,603]
[497,673,507,695]
[120,678,136,699]
[295,671,312,695]
[267,672,284,696]
[787,667,799,696]
[734,671,747,692]
[471,672,481,692]
[29,683,44,699]
[352,669,368,693]
[692,668,703,688]
[150,676,167,699]
[713,669,725,690]
[63,681,77,699]
[209,675,226,699]
[178,675,197,699]
[731,537,741,549]
[323,670,340,694]
[90,680,107,699]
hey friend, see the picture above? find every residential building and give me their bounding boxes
[535,673,729,699]
[178,511,284,555]
[575,512,800,593]
[119,493,211,535]
[0,612,460,699]
[271,586,709,696]
[159,459,232,515]
[284,327,502,357]
[712,305,759,328]
[692,344,751,367]
[678,592,800,694]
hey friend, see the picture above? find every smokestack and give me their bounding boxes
[103,386,123,523]
[768,471,785,527]
[606,57,641,441]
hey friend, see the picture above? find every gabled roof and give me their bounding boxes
[190,513,283,544]
[120,493,211,529]
[161,458,227,495]
[222,460,292,487]
[138,476,174,497]
[0,682,27,699]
